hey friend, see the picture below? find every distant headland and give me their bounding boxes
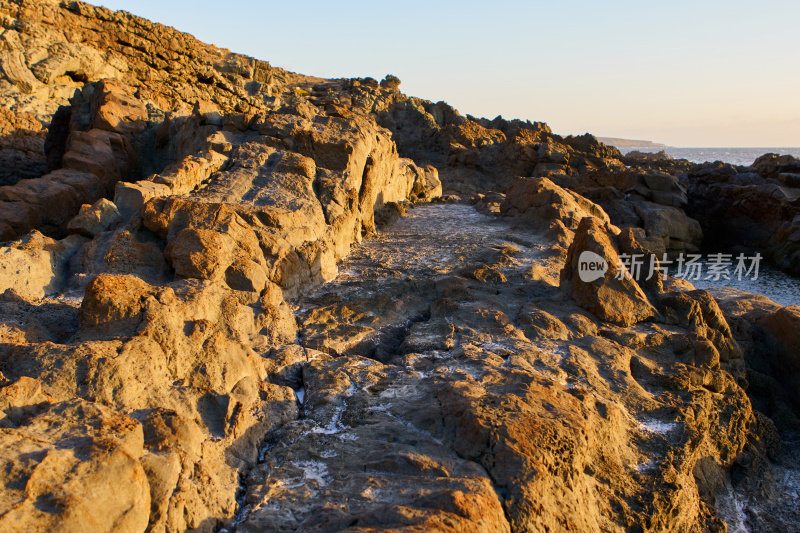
[597,137,668,150]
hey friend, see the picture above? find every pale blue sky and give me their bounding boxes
[98,0,800,147]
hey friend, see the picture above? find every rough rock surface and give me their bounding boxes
[0,230,86,298]
[685,156,800,275]
[561,216,656,327]
[0,1,797,532]
[234,204,753,531]
[0,399,150,533]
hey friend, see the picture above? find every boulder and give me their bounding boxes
[501,176,611,231]
[561,217,656,327]
[632,201,702,255]
[79,273,158,328]
[408,161,442,200]
[114,180,171,215]
[751,153,800,179]
[636,172,687,207]
[658,290,744,378]
[0,399,150,533]
[0,231,86,299]
[66,198,121,237]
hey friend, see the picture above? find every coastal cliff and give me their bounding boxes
[0,1,798,531]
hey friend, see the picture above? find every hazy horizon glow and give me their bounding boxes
[97,0,800,147]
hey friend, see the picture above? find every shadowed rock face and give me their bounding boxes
[0,1,798,532]
[560,217,656,327]
[685,157,800,276]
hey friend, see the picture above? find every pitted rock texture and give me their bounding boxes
[0,1,798,532]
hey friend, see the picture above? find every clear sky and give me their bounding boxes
[97,0,800,147]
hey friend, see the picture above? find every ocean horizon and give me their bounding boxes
[621,146,800,166]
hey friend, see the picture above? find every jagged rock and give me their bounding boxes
[752,153,800,179]
[500,177,612,252]
[658,289,745,379]
[561,217,656,327]
[502,177,610,229]
[0,0,289,124]
[0,108,47,186]
[563,132,622,159]
[759,306,800,407]
[0,230,86,299]
[379,74,401,91]
[67,198,122,237]
[617,226,665,295]
[0,398,150,533]
[0,1,794,531]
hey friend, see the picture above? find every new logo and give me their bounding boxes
[578,251,607,283]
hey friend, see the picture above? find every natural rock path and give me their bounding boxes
[233,203,751,531]
[313,203,535,282]
[234,204,531,530]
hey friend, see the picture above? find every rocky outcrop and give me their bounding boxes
[0,273,299,531]
[0,107,46,186]
[249,203,754,532]
[685,157,800,275]
[0,80,148,241]
[0,1,795,532]
[0,399,150,533]
[758,306,800,410]
[66,198,122,237]
[698,288,800,530]
[0,4,445,529]
[561,216,656,326]
[501,176,611,229]
[499,176,612,251]
[751,153,800,180]
[0,0,301,124]
[0,230,85,299]
[657,289,745,380]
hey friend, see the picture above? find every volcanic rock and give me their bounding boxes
[561,216,656,326]
[0,1,795,531]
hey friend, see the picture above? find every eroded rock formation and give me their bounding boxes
[0,1,798,532]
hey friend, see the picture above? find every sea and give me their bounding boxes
[684,263,800,308]
[617,145,800,305]
[620,146,800,167]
